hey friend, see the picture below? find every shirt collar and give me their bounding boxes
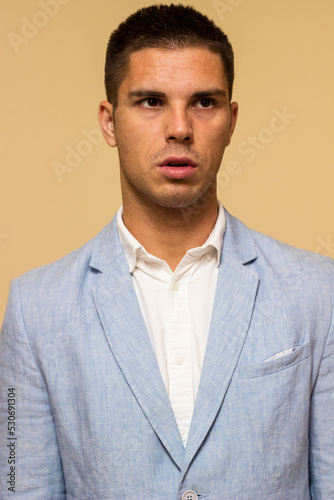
[116,202,225,273]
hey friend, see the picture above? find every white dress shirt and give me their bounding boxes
[116,203,225,446]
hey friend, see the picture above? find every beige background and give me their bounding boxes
[1,0,333,324]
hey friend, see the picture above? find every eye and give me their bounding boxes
[140,97,162,108]
[194,97,214,108]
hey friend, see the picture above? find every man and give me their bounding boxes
[0,4,333,499]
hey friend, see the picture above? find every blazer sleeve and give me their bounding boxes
[0,279,66,499]
[309,304,334,499]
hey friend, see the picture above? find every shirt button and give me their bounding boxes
[173,281,180,291]
[205,253,212,262]
[181,432,187,442]
[182,491,198,500]
[175,356,184,365]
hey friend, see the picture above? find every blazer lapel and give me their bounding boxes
[180,211,259,478]
[91,220,185,469]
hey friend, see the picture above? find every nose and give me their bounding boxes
[164,105,193,144]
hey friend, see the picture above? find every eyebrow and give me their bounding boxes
[128,88,227,99]
[192,88,227,99]
[129,90,167,98]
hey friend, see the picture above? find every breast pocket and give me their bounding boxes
[237,341,310,379]
[225,341,311,492]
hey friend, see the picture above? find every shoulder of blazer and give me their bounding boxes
[13,216,123,306]
[224,208,334,302]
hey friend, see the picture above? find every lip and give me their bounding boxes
[158,156,197,179]
[159,156,197,168]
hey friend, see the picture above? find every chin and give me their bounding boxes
[153,182,216,209]
[150,191,215,211]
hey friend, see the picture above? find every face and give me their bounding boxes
[99,47,238,211]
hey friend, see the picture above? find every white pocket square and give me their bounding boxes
[263,346,299,363]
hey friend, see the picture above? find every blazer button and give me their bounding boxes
[182,491,198,500]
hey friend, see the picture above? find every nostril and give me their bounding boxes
[168,136,191,142]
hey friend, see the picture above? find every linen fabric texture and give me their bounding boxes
[0,209,334,499]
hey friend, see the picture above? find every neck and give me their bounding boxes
[122,196,219,272]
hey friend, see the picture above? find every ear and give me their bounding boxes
[98,100,117,147]
[226,101,238,146]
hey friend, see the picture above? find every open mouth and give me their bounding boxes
[160,156,196,168]
[167,162,189,166]
[158,157,197,179]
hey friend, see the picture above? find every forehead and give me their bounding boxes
[119,46,228,96]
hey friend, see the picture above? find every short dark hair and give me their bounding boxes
[104,4,235,106]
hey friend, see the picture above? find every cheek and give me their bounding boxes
[118,117,160,152]
[115,127,157,173]
[201,116,230,141]
[205,127,229,152]
[203,129,230,169]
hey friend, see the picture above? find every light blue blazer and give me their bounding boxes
[1,210,334,499]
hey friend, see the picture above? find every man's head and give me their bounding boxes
[99,5,238,217]
[104,4,235,106]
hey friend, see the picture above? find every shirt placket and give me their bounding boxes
[166,270,194,446]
